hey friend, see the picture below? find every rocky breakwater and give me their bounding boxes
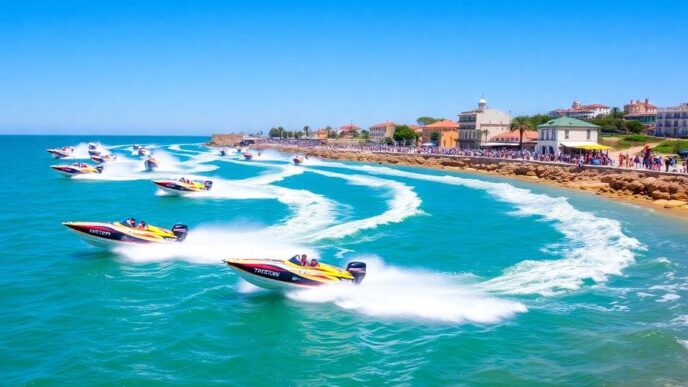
[208,134,243,147]
[249,144,688,212]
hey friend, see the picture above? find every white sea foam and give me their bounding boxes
[656,294,681,303]
[114,226,316,265]
[304,169,422,241]
[324,163,643,297]
[286,257,527,324]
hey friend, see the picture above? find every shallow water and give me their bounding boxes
[2,135,687,385]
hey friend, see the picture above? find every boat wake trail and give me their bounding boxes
[114,226,316,265]
[327,164,643,297]
[304,169,423,241]
[286,257,527,324]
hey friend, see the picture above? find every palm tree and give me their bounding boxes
[481,129,490,143]
[303,125,310,138]
[509,116,534,150]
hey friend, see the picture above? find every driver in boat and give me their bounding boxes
[137,221,147,230]
[309,258,318,267]
[127,218,136,228]
[300,254,308,266]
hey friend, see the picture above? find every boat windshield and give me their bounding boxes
[288,256,301,265]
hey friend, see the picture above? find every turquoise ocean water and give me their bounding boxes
[2,135,688,385]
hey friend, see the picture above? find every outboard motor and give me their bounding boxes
[204,180,213,190]
[96,166,104,173]
[346,262,367,285]
[171,224,189,242]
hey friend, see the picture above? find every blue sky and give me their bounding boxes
[1,0,686,135]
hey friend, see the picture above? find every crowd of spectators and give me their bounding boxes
[255,138,688,174]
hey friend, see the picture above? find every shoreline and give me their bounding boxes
[212,140,688,216]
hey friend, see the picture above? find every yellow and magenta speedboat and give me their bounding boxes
[152,178,213,195]
[223,256,366,289]
[51,162,103,177]
[63,219,188,248]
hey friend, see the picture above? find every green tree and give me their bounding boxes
[626,120,645,134]
[417,116,442,126]
[286,130,294,138]
[481,129,490,143]
[610,107,625,119]
[268,128,280,138]
[295,131,304,139]
[383,136,394,145]
[525,114,551,127]
[277,126,286,138]
[360,130,370,140]
[303,126,310,138]
[509,116,535,150]
[430,131,440,143]
[394,125,417,145]
[327,130,338,139]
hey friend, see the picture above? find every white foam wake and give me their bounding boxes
[114,226,315,264]
[304,169,422,241]
[286,257,527,324]
[323,164,643,297]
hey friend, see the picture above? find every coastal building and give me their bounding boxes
[457,98,511,149]
[483,130,539,150]
[338,124,360,138]
[410,125,422,137]
[369,121,397,143]
[536,117,602,155]
[421,120,459,147]
[655,103,688,137]
[549,100,610,119]
[624,98,656,132]
[315,128,329,140]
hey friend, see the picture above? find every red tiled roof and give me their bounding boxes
[339,124,360,131]
[369,121,398,129]
[580,104,609,109]
[423,120,459,129]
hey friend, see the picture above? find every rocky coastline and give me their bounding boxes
[209,137,688,214]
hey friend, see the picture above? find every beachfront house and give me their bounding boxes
[457,98,511,149]
[338,124,360,138]
[369,121,397,143]
[655,103,688,138]
[422,120,459,147]
[483,130,539,151]
[549,100,610,120]
[536,117,602,155]
[624,99,657,134]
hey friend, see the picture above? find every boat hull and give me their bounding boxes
[224,258,360,290]
[63,221,184,249]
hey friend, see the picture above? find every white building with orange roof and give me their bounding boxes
[338,124,361,138]
[368,121,398,143]
[549,100,610,119]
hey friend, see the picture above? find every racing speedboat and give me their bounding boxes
[236,146,244,153]
[133,144,141,151]
[138,147,151,156]
[91,154,117,163]
[223,256,366,289]
[153,178,213,195]
[243,152,254,160]
[219,147,229,156]
[144,156,159,171]
[46,146,74,159]
[87,142,102,156]
[51,163,103,177]
[63,219,188,248]
[293,155,304,165]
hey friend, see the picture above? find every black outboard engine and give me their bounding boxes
[96,165,104,173]
[204,181,213,190]
[171,224,188,242]
[346,262,367,285]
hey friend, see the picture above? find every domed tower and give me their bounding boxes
[478,97,487,110]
